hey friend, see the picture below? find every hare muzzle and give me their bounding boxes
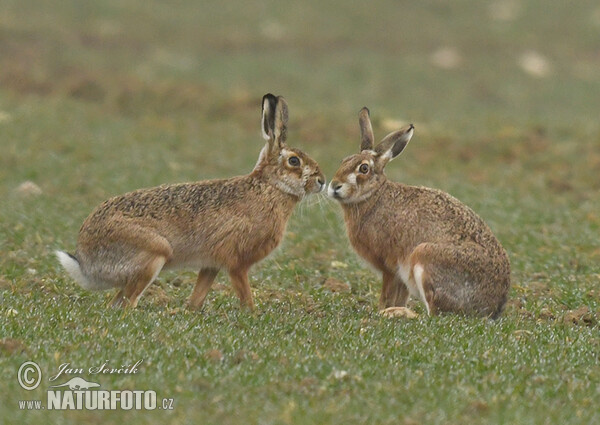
[328,180,343,199]
[328,178,354,201]
[309,172,326,194]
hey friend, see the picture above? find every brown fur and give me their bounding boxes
[57,94,325,310]
[329,110,510,318]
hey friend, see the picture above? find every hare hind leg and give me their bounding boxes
[409,242,507,317]
[110,255,167,308]
[81,218,173,308]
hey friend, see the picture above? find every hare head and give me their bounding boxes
[254,94,325,198]
[328,107,414,204]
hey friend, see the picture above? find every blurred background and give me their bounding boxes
[1,1,599,423]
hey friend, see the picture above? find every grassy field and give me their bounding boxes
[1,0,599,423]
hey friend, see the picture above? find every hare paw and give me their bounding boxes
[380,306,419,319]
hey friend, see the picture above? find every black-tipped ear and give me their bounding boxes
[261,93,278,141]
[375,124,415,166]
[274,96,288,146]
[359,107,374,151]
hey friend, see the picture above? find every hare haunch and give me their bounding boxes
[328,108,510,318]
[57,94,325,309]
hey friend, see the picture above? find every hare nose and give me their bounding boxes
[317,177,325,186]
[332,182,342,191]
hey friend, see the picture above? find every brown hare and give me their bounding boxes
[328,107,510,318]
[57,94,325,310]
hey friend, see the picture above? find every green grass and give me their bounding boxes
[1,0,599,423]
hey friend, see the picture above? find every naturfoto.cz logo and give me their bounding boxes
[17,360,174,411]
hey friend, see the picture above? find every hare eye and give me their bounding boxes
[288,156,300,166]
[359,163,369,174]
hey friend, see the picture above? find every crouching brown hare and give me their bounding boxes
[57,94,325,310]
[328,107,510,318]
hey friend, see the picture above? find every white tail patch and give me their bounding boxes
[397,262,413,292]
[413,263,431,315]
[55,251,95,290]
[397,261,422,298]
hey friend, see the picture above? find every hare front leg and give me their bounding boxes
[188,268,219,310]
[379,270,409,310]
[379,270,416,318]
[228,267,254,310]
[393,278,409,307]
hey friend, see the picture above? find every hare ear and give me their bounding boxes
[375,124,414,167]
[359,107,375,152]
[261,93,278,141]
[274,96,288,148]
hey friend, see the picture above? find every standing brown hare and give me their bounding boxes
[328,107,510,318]
[57,94,325,310]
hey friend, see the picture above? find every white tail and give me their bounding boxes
[55,251,94,290]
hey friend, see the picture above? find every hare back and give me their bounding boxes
[84,177,268,224]
[345,182,507,269]
[393,183,502,246]
[77,177,297,275]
